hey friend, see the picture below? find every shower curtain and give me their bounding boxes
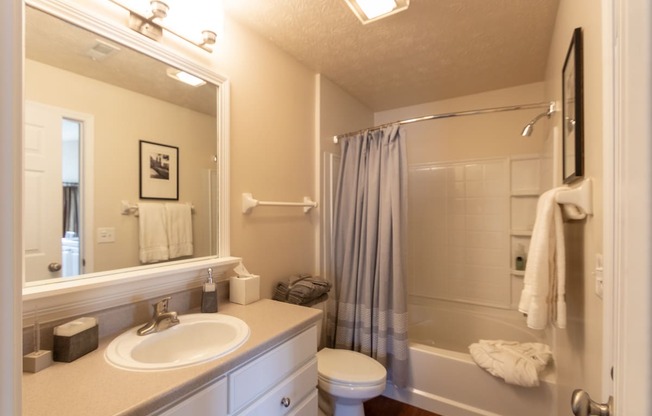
[326,124,409,387]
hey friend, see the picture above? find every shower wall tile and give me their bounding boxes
[407,158,511,307]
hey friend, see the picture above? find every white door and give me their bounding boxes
[24,101,65,281]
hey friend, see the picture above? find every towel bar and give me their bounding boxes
[555,178,592,220]
[242,193,318,214]
[121,200,195,216]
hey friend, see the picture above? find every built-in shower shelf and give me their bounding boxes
[510,229,533,237]
[510,270,525,277]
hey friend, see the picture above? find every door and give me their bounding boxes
[24,101,65,280]
[24,101,93,282]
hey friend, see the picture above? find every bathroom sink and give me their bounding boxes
[105,313,250,371]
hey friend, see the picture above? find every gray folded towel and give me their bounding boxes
[272,274,331,306]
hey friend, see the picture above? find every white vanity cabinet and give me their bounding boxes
[159,377,228,416]
[158,325,318,416]
[230,326,318,415]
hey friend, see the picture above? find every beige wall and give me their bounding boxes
[544,1,604,411]
[375,83,547,162]
[25,60,216,274]
[212,15,318,298]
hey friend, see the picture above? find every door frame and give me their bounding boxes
[606,0,652,413]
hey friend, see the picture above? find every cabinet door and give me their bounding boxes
[158,377,227,416]
[236,358,317,416]
[229,326,317,413]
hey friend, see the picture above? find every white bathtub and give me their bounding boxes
[383,300,556,416]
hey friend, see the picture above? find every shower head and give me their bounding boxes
[521,123,534,137]
[521,102,556,137]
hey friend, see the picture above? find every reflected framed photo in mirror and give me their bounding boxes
[562,27,584,184]
[139,140,179,200]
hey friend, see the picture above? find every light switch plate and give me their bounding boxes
[97,227,115,243]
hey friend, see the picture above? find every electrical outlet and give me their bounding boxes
[97,227,115,243]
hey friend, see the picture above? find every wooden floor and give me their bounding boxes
[364,395,442,416]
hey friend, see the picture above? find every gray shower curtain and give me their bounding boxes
[326,124,409,387]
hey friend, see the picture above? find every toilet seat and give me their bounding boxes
[316,348,386,387]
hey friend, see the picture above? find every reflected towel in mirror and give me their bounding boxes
[138,203,169,263]
[165,203,193,259]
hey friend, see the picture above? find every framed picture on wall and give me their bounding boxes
[139,140,179,200]
[562,27,584,184]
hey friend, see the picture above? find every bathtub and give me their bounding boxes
[383,299,556,416]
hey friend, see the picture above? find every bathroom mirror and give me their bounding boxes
[562,27,584,184]
[23,4,224,285]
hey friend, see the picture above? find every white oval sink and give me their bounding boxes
[105,313,250,371]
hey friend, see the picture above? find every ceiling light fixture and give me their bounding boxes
[166,68,206,87]
[108,0,217,52]
[344,0,410,24]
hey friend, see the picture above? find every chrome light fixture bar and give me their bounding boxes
[344,0,410,24]
[109,0,217,52]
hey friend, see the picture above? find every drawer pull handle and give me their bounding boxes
[281,397,291,408]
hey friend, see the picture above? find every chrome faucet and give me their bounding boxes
[137,297,180,336]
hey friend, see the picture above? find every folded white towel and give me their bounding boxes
[518,188,566,330]
[469,340,552,387]
[138,203,169,264]
[165,203,193,259]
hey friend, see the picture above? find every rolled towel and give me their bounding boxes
[287,277,331,305]
[272,275,332,305]
[469,340,552,387]
[272,281,291,302]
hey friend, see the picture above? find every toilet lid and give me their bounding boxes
[316,348,387,386]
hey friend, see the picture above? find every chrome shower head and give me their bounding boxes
[521,102,556,137]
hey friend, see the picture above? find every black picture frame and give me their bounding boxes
[562,27,584,184]
[139,140,179,200]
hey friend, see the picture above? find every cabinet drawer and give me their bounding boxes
[287,389,318,416]
[157,377,227,416]
[229,326,317,413]
[236,358,317,416]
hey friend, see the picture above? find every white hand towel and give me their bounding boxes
[469,340,552,387]
[138,203,169,264]
[518,188,566,330]
[165,203,193,259]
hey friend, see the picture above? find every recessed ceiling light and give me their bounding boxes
[344,0,409,24]
[166,68,206,87]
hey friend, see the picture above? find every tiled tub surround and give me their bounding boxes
[22,299,321,415]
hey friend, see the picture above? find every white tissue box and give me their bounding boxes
[230,275,260,305]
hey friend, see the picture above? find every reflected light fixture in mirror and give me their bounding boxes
[166,68,206,87]
[344,0,410,24]
[108,0,218,52]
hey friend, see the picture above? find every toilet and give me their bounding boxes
[312,302,387,416]
[315,348,387,416]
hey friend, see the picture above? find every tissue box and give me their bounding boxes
[53,317,98,363]
[230,275,260,305]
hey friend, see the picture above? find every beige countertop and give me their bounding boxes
[22,299,322,416]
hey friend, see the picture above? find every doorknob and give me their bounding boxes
[571,389,614,416]
[48,262,62,272]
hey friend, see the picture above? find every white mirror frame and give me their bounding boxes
[22,0,237,327]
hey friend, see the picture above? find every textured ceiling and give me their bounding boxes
[223,0,560,111]
[26,7,216,116]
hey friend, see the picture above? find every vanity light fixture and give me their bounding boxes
[166,68,206,87]
[343,0,410,24]
[108,0,217,52]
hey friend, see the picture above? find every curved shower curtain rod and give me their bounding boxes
[332,101,556,143]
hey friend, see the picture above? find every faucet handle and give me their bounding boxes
[153,297,172,315]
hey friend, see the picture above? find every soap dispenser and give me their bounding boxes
[201,268,218,313]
